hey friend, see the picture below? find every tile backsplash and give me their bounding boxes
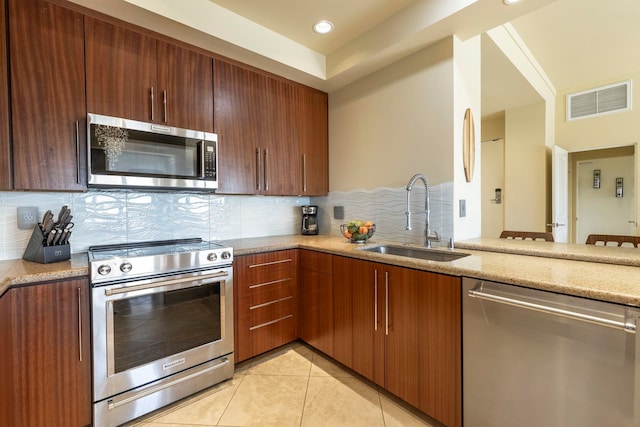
[312,182,453,247]
[0,182,454,261]
[0,190,310,261]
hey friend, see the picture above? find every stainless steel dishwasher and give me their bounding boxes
[463,278,640,427]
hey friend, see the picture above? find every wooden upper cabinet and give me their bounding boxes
[264,78,300,195]
[85,17,213,132]
[214,59,265,194]
[0,0,10,190]
[9,0,86,191]
[85,16,156,123]
[214,59,319,195]
[297,87,328,196]
[156,41,214,132]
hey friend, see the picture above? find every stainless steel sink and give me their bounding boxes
[358,245,470,262]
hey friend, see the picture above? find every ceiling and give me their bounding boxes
[206,0,640,118]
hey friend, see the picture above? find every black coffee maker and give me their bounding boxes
[301,205,318,235]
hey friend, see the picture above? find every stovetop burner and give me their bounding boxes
[88,238,233,285]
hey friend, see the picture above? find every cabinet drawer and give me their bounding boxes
[237,313,297,361]
[237,281,296,313]
[236,250,297,298]
[300,249,332,274]
[238,293,295,325]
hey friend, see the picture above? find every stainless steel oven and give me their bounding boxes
[89,239,234,427]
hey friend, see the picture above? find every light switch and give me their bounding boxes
[459,200,466,217]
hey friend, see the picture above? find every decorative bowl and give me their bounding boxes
[340,220,375,243]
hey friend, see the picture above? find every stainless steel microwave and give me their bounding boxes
[87,114,218,191]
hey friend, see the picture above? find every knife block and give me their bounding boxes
[22,226,70,264]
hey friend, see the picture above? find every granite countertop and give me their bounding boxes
[3,235,640,307]
[455,237,640,266]
[0,253,89,296]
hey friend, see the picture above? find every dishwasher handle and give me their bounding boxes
[468,284,636,334]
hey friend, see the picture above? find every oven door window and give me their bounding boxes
[111,281,222,374]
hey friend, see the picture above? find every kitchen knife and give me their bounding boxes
[52,229,63,245]
[40,210,52,231]
[61,229,72,245]
[42,213,55,236]
[46,229,57,246]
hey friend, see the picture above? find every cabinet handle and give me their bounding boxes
[302,154,307,193]
[385,271,389,336]
[162,90,167,123]
[248,277,291,290]
[150,86,155,121]
[248,258,293,268]
[75,120,81,184]
[256,147,261,191]
[263,148,269,191]
[77,287,82,362]
[249,314,293,331]
[374,269,378,331]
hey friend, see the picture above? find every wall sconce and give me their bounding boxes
[593,169,601,189]
[616,177,624,198]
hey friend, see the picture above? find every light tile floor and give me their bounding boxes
[126,341,440,427]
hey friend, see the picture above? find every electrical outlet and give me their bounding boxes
[17,206,39,229]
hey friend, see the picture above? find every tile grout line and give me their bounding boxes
[297,347,316,427]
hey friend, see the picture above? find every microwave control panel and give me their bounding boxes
[202,142,216,178]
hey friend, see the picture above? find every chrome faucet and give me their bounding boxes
[406,173,440,248]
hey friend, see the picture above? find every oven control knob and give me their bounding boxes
[221,251,231,260]
[207,252,218,262]
[120,262,133,273]
[97,264,111,275]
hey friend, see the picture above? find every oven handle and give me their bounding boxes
[104,271,229,296]
[107,357,231,410]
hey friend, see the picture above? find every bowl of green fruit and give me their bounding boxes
[340,220,375,243]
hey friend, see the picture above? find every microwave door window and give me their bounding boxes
[90,126,199,179]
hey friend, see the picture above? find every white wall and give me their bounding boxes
[452,35,482,240]
[329,38,454,191]
[504,102,548,231]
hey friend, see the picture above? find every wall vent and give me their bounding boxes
[566,80,632,121]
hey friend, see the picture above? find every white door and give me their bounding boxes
[576,155,636,243]
[481,139,504,238]
[552,146,569,242]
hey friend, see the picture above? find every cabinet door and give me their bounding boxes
[345,258,385,386]
[417,272,461,427]
[331,256,354,367]
[262,79,300,195]
[298,250,333,356]
[85,16,157,122]
[157,41,214,132]
[297,87,328,196]
[0,0,10,190]
[7,278,91,427]
[9,0,86,191]
[214,59,266,194]
[384,265,421,408]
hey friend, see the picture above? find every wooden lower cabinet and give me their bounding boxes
[331,255,462,427]
[234,250,298,362]
[0,278,91,427]
[298,250,333,356]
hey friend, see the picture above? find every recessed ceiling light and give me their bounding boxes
[503,0,521,4]
[313,20,333,34]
